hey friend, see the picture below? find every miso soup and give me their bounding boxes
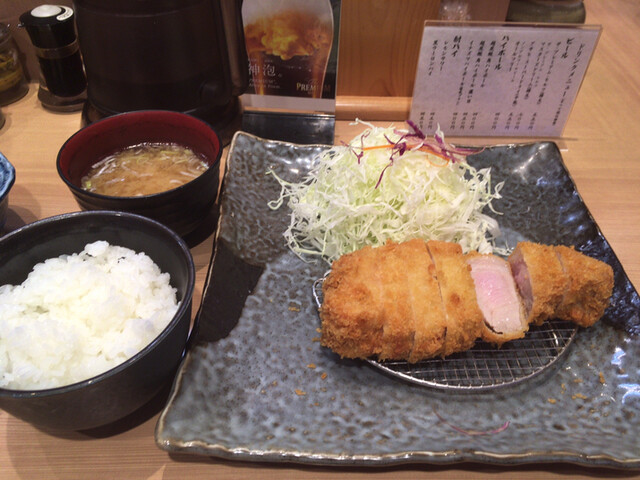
[81,142,209,197]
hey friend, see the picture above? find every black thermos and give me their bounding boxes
[20,5,86,110]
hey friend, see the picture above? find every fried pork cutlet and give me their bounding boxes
[320,245,385,359]
[394,239,447,362]
[320,239,614,363]
[321,240,445,362]
[508,242,614,328]
[466,252,528,345]
[377,242,415,360]
[508,242,565,326]
[554,245,614,327]
[425,241,484,357]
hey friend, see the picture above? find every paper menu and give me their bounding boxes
[409,23,601,137]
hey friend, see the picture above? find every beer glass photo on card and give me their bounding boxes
[242,0,334,99]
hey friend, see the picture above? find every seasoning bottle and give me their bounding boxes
[507,0,586,24]
[19,5,87,111]
[0,23,29,106]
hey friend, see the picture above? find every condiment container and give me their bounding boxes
[19,5,87,111]
[0,23,29,106]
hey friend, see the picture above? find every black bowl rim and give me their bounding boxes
[0,210,196,398]
[56,110,222,201]
[0,151,16,201]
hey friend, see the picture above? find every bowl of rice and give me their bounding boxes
[0,210,195,430]
[0,151,15,231]
[56,110,222,239]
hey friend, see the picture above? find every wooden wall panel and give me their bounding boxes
[336,0,441,97]
[336,0,511,98]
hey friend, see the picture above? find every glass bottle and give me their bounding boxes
[0,23,29,106]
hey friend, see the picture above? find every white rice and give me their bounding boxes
[0,241,179,390]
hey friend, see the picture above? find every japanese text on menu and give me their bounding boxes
[410,24,600,137]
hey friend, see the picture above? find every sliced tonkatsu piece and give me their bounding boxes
[553,245,614,327]
[320,245,385,359]
[377,242,415,360]
[426,240,484,357]
[508,242,565,326]
[394,239,447,363]
[467,252,528,345]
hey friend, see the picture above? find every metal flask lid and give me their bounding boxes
[19,5,78,49]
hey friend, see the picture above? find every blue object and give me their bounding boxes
[0,151,15,231]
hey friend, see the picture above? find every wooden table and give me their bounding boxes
[1,1,639,478]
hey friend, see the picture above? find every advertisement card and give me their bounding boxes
[241,0,340,113]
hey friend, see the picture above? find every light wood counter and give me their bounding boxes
[0,1,639,478]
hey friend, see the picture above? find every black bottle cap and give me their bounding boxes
[19,5,77,49]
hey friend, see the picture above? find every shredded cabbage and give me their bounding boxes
[268,121,505,264]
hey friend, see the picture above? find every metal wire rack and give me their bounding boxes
[313,276,577,391]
